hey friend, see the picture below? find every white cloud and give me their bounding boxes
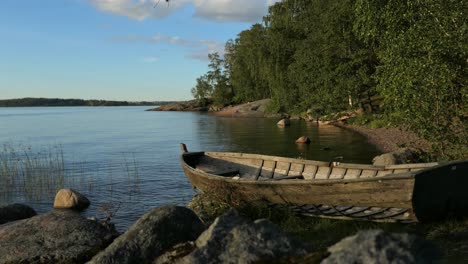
[112,33,225,61]
[88,0,190,21]
[150,34,225,61]
[88,0,280,22]
[141,56,159,63]
[192,0,267,22]
[151,34,189,46]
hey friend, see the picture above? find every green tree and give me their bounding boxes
[206,52,233,106]
[354,0,467,157]
[191,75,212,106]
[226,24,271,103]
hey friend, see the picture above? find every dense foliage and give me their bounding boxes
[354,0,467,158]
[0,98,170,107]
[192,0,466,159]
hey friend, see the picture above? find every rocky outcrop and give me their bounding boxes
[277,118,291,127]
[0,202,443,264]
[0,203,36,225]
[146,100,209,112]
[212,99,272,118]
[0,210,117,264]
[88,206,205,264]
[372,148,422,166]
[296,136,311,144]
[322,229,438,264]
[53,188,90,210]
[174,209,311,264]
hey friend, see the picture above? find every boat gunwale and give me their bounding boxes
[203,151,439,170]
[179,152,432,186]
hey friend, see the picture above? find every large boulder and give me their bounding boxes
[0,210,117,264]
[176,209,312,264]
[372,148,422,166]
[53,188,90,210]
[0,203,37,225]
[321,229,438,264]
[88,206,205,264]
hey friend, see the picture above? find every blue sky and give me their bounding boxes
[0,0,278,101]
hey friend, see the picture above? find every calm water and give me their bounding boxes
[0,106,380,231]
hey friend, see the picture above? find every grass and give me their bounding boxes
[347,113,390,129]
[189,191,468,263]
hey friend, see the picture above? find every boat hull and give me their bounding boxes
[180,148,468,223]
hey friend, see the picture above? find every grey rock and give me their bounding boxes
[0,203,36,225]
[179,209,312,264]
[153,242,196,264]
[88,206,205,264]
[372,148,422,166]
[321,229,438,264]
[0,210,117,264]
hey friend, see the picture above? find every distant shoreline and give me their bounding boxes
[0,98,175,107]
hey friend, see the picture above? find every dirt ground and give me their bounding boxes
[333,122,432,154]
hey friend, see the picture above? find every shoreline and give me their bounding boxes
[331,122,432,154]
[151,99,432,156]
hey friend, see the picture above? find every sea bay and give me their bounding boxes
[0,106,380,231]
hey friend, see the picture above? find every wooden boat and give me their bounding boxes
[180,144,468,223]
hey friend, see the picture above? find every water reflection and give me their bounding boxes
[194,116,380,164]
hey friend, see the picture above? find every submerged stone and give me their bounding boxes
[295,136,311,144]
[277,118,291,127]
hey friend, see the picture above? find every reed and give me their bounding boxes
[0,144,65,200]
[0,143,142,201]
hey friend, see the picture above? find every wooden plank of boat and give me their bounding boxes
[179,144,468,223]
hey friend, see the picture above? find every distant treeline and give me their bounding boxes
[192,0,466,159]
[0,98,174,107]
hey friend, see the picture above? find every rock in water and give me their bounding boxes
[177,209,311,264]
[295,136,311,144]
[88,206,205,264]
[53,188,90,210]
[322,229,439,264]
[0,203,37,224]
[0,210,117,264]
[277,118,291,127]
